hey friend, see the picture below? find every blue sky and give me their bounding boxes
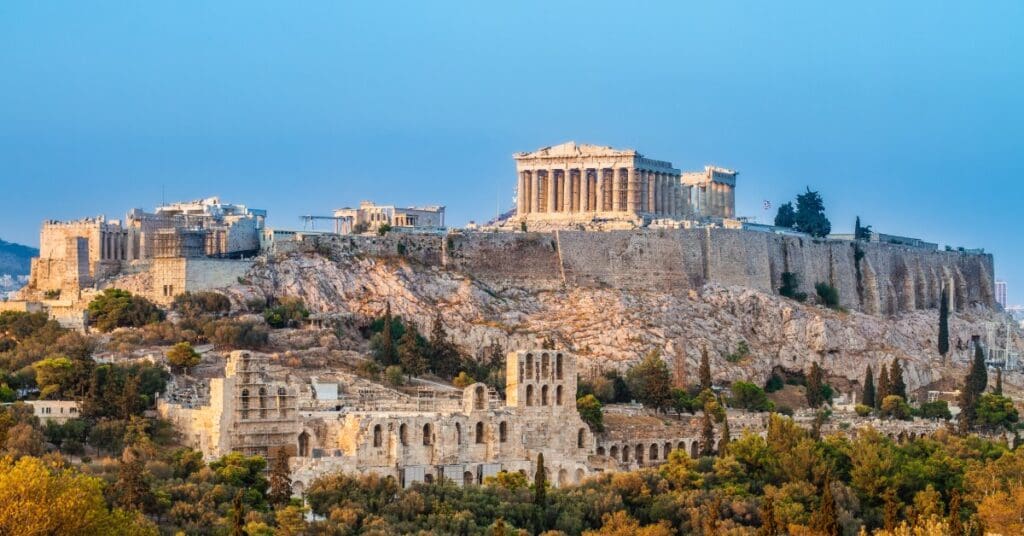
[1,2,1022,303]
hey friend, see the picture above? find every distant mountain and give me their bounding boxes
[0,239,38,276]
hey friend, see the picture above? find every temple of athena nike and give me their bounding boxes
[514,141,736,227]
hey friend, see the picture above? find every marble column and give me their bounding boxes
[536,171,544,215]
[596,169,605,212]
[644,172,654,213]
[566,169,576,212]
[622,170,630,214]
[580,169,590,212]
[611,169,621,211]
[518,172,527,214]
[547,169,557,213]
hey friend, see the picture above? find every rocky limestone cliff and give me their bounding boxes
[226,244,1020,396]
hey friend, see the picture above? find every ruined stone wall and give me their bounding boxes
[149,258,254,304]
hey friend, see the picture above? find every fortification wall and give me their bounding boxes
[443,229,994,314]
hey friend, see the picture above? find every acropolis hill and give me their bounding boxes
[6,142,1009,396]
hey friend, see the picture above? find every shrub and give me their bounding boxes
[880,395,912,420]
[452,372,476,388]
[166,341,201,372]
[384,365,405,386]
[765,374,784,393]
[725,341,751,363]
[815,282,841,309]
[263,297,309,328]
[577,394,604,432]
[377,223,392,236]
[729,381,774,412]
[780,272,808,302]
[172,291,231,317]
[915,400,952,420]
[87,289,164,332]
[203,319,269,349]
[855,404,873,417]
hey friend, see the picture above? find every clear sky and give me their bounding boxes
[1,2,1022,303]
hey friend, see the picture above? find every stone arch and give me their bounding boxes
[259,387,268,418]
[690,441,699,459]
[463,471,475,486]
[610,445,619,460]
[577,428,586,448]
[241,389,250,411]
[558,468,569,487]
[475,421,485,444]
[526,385,534,406]
[575,468,585,483]
[423,423,433,446]
[455,422,462,444]
[399,423,408,446]
[677,441,686,451]
[373,424,382,447]
[542,353,550,379]
[474,385,486,410]
[541,385,549,406]
[556,385,563,405]
[556,353,564,380]
[499,421,508,442]
[664,442,672,458]
[597,446,606,456]
[424,473,434,484]
[298,431,310,457]
[635,444,644,464]
[526,354,534,380]
[649,444,658,461]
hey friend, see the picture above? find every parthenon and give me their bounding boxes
[513,141,737,225]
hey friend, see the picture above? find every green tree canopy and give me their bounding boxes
[87,289,164,332]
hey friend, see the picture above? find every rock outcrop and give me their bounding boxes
[231,240,1017,395]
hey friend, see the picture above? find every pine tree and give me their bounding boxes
[119,375,143,420]
[700,403,715,456]
[889,358,907,400]
[995,367,1003,396]
[268,448,293,507]
[877,365,890,409]
[862,364,876,408]
[115,447,153,513]
[938,286,950,358]
[718,409,731,457]
[806,362,824,408]
[428,310,461,378]
[699,346,712,392]
[812,478,840,536]
[380,302,396,365]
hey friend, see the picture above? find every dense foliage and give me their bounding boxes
[87,289,165,332]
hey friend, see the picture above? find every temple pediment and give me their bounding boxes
[514,141,636,160]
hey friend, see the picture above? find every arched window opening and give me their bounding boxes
[597,446,606,456]
[241,389,250,410]
[541,385,549,406]
[474,386,485,410]
[475,421,485,444]
[610,446,619,459]
[463,471,475,486]
[556,354,564,379]
[526,385,534,406]
[423,423,433,446]
[650,444,658,461]
[541,353,550,378]
[556,385,563,405]
[455,422,462,444]
[577,428,586,448]
[499,421,508,442]
[525,354,534,380]
[298,431,310,457]
[373,425,382,447]
[399,423,408,446]
[636,444,644,464]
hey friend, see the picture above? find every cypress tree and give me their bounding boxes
[757,495,781,536]
[938,287,950,358]
[699,346,712,392]
[533,453,547,507]
[812,478,840,536]
[959,342,989,432]
[230,491,246,536]
[806,362,824,408]
[889,358,907,400]
[948,489,964,536]
[995,367,1003,396]
[719,407,731,458]
[862,364,876,408]
[700,402,716,456]
[877,365,890,409]
[267,448,293,507]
